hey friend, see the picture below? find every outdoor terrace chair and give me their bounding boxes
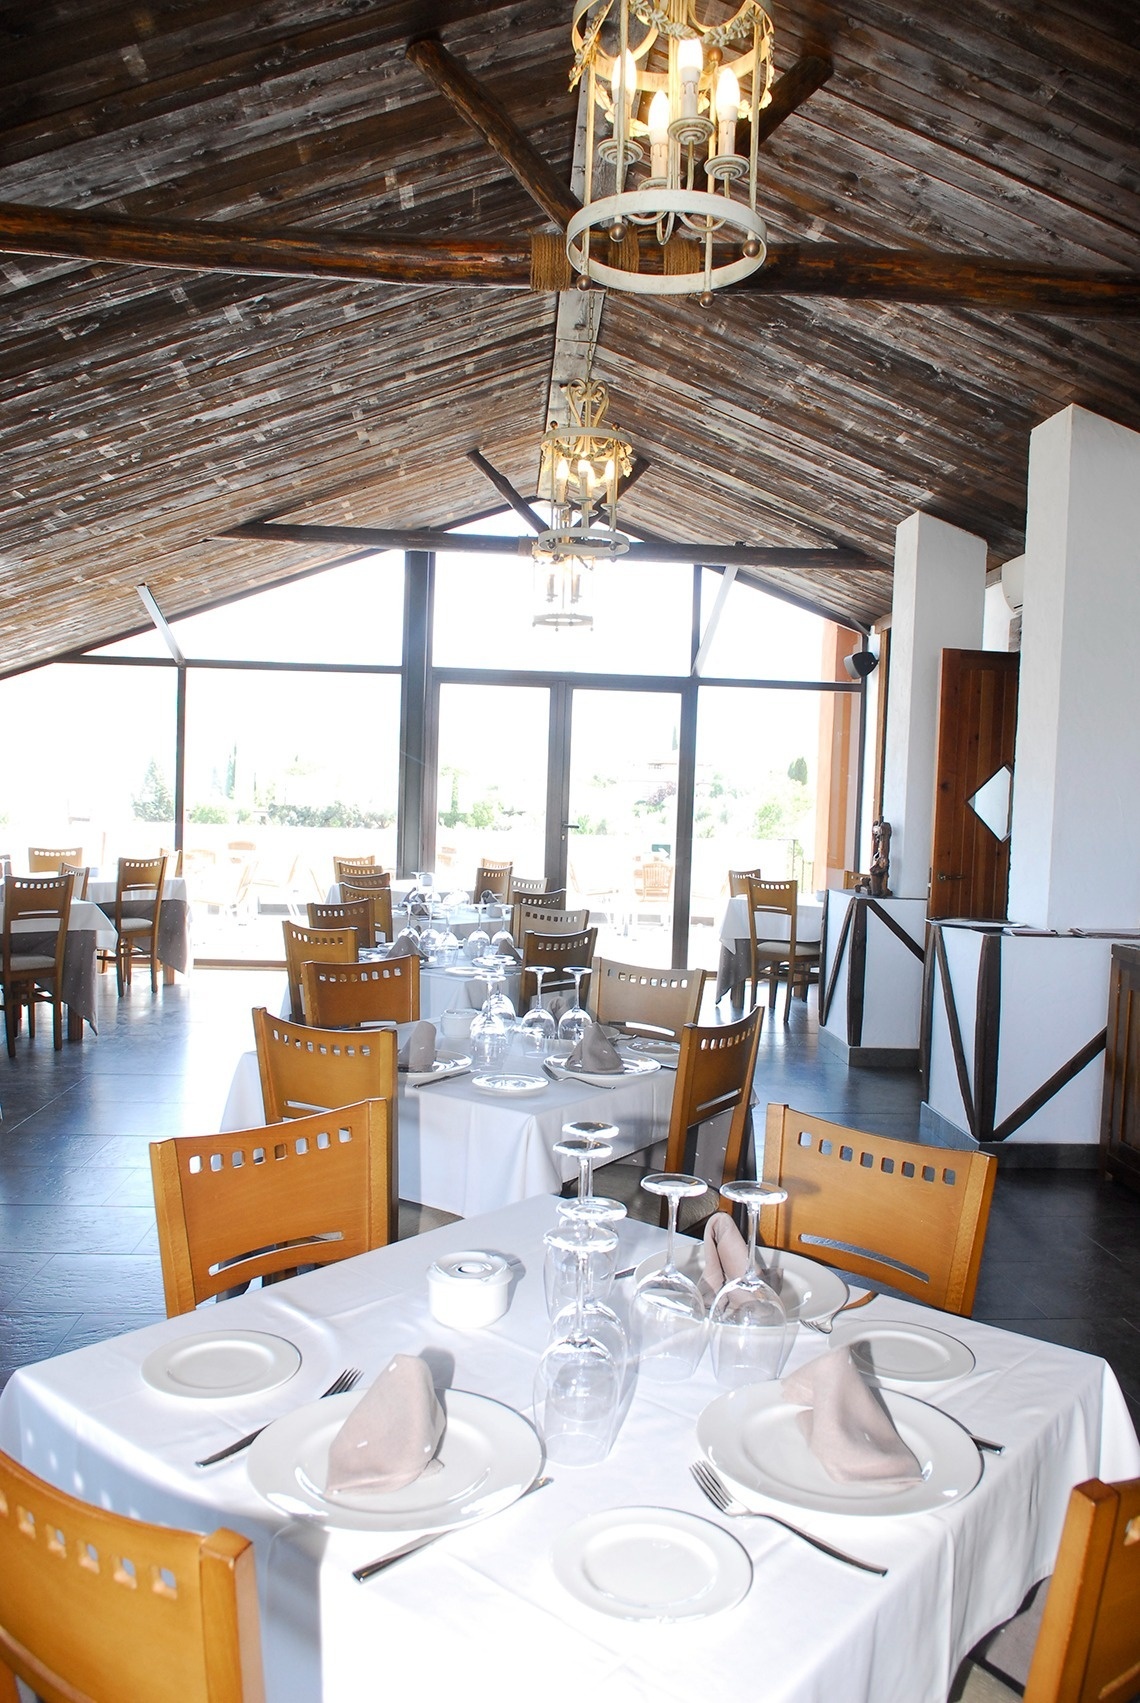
[0,1448,266,1703]
[301,955,419,1028]
[253,1007,398,1123]
[100,855,167,995]
[590,956,707,1042]
[150,1098,396,1316]
[1,872,73,1057]
[307,898,373,952]
[473,860,512,902]
[282,921,357,1024]
[759,1104,996,1316]
[340,880,394,943]
[27,845,83,873]
[520,926,597,1003]
[743,875,820,1020]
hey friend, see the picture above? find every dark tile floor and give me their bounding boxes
[1,971,1138,1432]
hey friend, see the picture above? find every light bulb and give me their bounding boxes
[715,66,740,154]
[677,36,702,119]
[648,88,670,176]
[609,49,637,132]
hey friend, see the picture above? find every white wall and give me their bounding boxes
[1008,406,1140,929]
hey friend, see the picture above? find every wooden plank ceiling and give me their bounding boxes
[0,0,1137,673]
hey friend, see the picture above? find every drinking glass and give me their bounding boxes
[490,911,516,959]
[534,1223,622,1466]
[418,904,444,962]
[519,965,557,1052]
[556,966,593,1046]
[709,1180,791,1387]
[544,1204,619,1316]
[439,902,461,964]
[464,901,491,962]
[555,1123,626,1229]
[632,1172,710,1381]
[469,996,511,1066]
[486,968,516,1024]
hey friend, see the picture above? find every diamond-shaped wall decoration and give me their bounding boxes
[968,764,1013,842]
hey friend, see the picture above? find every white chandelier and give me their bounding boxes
[532,377,633,628]
[568,0,774,301]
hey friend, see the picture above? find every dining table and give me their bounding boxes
[86,872,193,979]
[716,891,826,1002]
[1,1194,1136,1703]
[0,894,117,1038]
[219,1030,678,1217]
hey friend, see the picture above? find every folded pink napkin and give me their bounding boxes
[325,1355,445,1496]
[568,1025,623,1073]
[388,929,424,961]
[398,1020,437,1072]
[702,1211,750,1291]
[495,940,522,964]
[782,1346,922,1486]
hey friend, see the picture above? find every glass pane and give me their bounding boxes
[168,553,404,664]
[435,684,549,891]
[90,629,170,659]
[567,690,682,968]
[0,663,176,869]
[433,513,692,676]
[183,669,401,960]
[689,685,824,971]
[698,570,838,681]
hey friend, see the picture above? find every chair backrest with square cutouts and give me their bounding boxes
[149,1097,396,1316]
[507,875,548,901]
[511,903,589,941]
[253,1008,398,1124]
[760,1105,996,1314]
[591,957,707,1042]
[332,855,378,885]
[663,1007,764,1185]
[301,955,419,1028]
[473,860,512,901]
[1023,1476,1140,1703]
[282,922,357,1023]
[521,927,597,1001]
[340,881,394,942]
[307,898,372,950]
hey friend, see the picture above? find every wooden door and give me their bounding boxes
[928,649,1019,920]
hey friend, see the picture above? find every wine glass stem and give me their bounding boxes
[664,1190,679,1275]
[572,1246,588,1343]
[745,1201,759,1275]
[577,1155,589,1201]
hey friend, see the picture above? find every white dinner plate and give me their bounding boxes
[634,1243,849,1327]
[556,1055,661,1088]
[622,1036,681,1060]
[402,1056,471,1087]
[247,1389,542,1532]
[141,1330,301,1400]
[472,1073,547,1097]
[829,1319,976,1385]
[697,1385,982,1517]
[552,1508,751,1622]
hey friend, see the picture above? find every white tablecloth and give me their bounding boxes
[220,1035,677,1217]
[717,894,825,1000]
[1,1196,1136,1703]
[87,875,193,974]
[2,898,116,1030]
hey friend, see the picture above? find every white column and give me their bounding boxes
[1008,405,1140,929]
[880,512,988,899]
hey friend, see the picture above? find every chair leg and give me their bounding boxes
[4,985,16,1059]
[116,937,126,996]
[52,989,63,1051]
[783,959,793,1023]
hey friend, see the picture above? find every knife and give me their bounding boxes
[413,1069,472,1088]
[353,1476,554,1581]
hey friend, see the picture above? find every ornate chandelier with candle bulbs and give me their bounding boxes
[531,376,633,628]
[568,0,775,301]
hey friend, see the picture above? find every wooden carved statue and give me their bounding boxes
[869,819,892,897]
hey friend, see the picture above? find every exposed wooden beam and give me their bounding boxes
[752,55,834,147]
[0,200,532,287]
[2,201,1135,314]
[465,449,546,533]
[405,36,580,228]
[223,520,884,573]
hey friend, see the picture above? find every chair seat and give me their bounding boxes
[8,954,57,972]
[118,916,153,933]
[755,939,818,957]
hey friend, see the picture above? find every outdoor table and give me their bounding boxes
[716,891,825,1001]
[1,1195,1136,1703]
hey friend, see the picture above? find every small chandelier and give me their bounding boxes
[532,377,633,628]
[568,0,774,302]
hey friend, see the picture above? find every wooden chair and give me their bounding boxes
[520,926,597,1003]
[473,859,512,902]
[743,875,820,1020]
[0,1448,265,1703]
[843,869,869,890]
[511,903,590,941]
[662,1007,765,1188]
[102,855,167,995]
[759,1105,996,1315]
[508,875,549,901]
[282,921,357,1024]
[2,873,73,1057]
[301,955,420,1028]
[634,858,673,901]
[253,1007,398,1122]
[333,854,380,885]
[149,1098,397,1315]
[307,898,373,951]
[335,866,390,897]
[728,866,763,896]
[513,888,566,911]
[590,956,707,1042]
[341,880,394,942]
[159,845,184,876]
[61,863,90,900]
[27,845,83,873]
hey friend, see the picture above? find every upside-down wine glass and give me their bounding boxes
[519,965,557,1052]
[534,1222,622,1466]
[709,1179,791,1387]
[486,966,516,1024]
[556,1123,627,1231]
[490,909,516,960]
[632,1173,710,1381]
[469,990,511,1066]
[556,967,592,1046]
[464,901,491,963]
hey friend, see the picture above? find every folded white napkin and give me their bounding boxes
[398,1020,437,1072]
[781,1346,922,1486]
[325,1355,445,1496]
[567,1025,623,1073]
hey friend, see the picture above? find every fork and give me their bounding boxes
[801,1291,880,1334]
[688,1462,888,1576]
[195,1367,362,1467]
